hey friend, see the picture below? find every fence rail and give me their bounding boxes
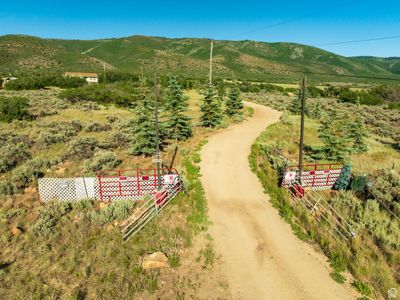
[38,168,180,203]
[282,163,342,190]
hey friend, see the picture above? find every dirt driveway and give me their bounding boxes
[200,102,357,299]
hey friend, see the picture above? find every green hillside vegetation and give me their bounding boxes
[1,34,400,83]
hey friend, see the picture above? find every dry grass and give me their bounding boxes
[0,87,249,298]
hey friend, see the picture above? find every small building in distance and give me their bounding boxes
[1,76,17,88]
[63,72,99,84]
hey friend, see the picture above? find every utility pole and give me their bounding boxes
[298,76,307,181]
[209,41,213,85]
[153,66,162,190]
[103,63,107,82]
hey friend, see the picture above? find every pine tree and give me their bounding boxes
[216,80,226,102]
[164,75,192,141]
[225,86,244,116]
[200,84,223,127]
[128,78,161,156]
[347,115,368,154]
[318,111,352,161]
[289,85,302,114]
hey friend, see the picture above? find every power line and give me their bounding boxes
[228,0,362,38]
[314,34,400,47]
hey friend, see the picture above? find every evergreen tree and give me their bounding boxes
[200,84,223,127]
[225,86,244,116]
[347,114,368,154]
[128,78,161,156]
[216,80,226,101]
[318,111,351,161]
[164,75,192,141]
[289,85,302,114]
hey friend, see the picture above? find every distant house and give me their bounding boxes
[63,72,99,84]
[1,76,17,88]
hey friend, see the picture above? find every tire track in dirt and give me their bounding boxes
[200,102,357,300]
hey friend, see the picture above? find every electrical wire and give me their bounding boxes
[227,0,362,38]
[314,34,400,47]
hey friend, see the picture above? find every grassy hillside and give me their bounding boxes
[1,34,400,83]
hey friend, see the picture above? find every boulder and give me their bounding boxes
[11,226,23,236]
[24,187,37,194]
[55,167,66,175]
[141,252,168,270]
[99,202,108,210]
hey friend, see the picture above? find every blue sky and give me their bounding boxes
[1,0,399,57]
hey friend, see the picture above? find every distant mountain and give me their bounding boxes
[1,34,400,83]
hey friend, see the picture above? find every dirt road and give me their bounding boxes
[200,102,356,300]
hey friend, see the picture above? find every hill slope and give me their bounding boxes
[1,34,400,82]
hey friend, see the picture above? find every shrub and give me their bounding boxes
[66,137,100,159]
[0,96,31,123]
[59,83,135,107]
[0,181,17,196]
[84,151,122,173]
[84,121,111,132]
[88,201,136,225]
[12,158,49,190]
[0,143,31,173]
[32,201,72,235]
[334,164,352,190]
[5,74,86,90]
[106,115,119,123]
[352,281,372,296]
[38,121,83,146]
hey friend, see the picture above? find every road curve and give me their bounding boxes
[200,102,356,300]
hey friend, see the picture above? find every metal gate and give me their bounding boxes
[97,168,179,202]
[282,163,342,190]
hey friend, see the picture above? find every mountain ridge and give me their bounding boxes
[1,34,400,82]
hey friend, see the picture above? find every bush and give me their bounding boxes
[84,121,111,132]
[59,83,135,107]
[37,120,83,146]
[32,201,72,235]
[0,96,31,123]
[88,201,136,225]
[0,181,17,196]
[106,115,119,123]
[12,158,49,190]
[334,164,352,190]
[5,74,86,90]
[0,143,31,173]
[352,281,372,296]
[84,151,122,173]
[66,137,100,159]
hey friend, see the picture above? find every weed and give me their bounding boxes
[330,271,346,284]
[352,281,372,296]
[168,252,181,268]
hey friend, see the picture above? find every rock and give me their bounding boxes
[99,202,108,210]
[24,187,37,194]
[11,226,23,236]
[55,167,66,175]
[141,252,168,270]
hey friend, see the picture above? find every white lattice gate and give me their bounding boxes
[38,168,180,203]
